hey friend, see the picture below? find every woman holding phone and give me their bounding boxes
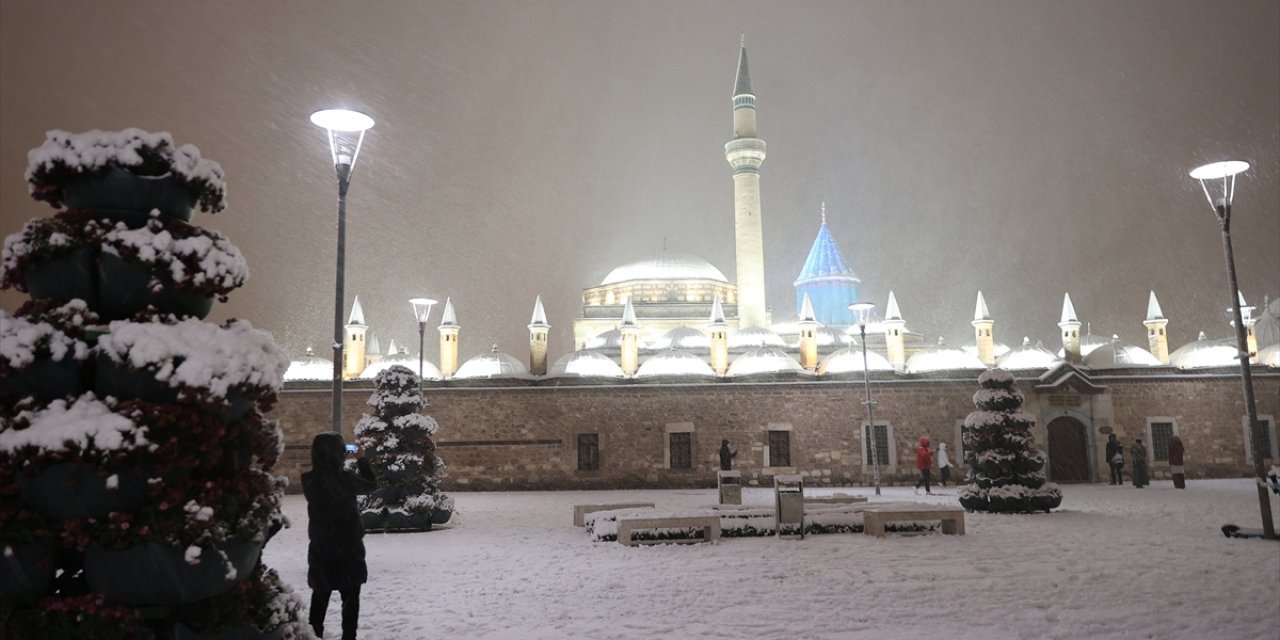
[302,432,377,640]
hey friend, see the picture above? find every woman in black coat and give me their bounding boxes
[302,432,377,640]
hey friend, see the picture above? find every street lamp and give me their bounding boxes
[311,108,375,436]
[850,301,881,496]
[409,297,438,392]
[1189,159,1274,540]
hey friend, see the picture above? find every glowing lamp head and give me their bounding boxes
[409,298,438,324]
[849,301,876,326]
[310,109,375,132]
[1189,160,1249,211]
[1189,160,1249,180]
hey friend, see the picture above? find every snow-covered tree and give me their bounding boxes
[354,366,452,531]
[959,368,1062,513]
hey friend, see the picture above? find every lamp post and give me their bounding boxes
[311,108,375,436]
[1190,160,1274,540]
[850,302,881,496]
[409,297,438,392]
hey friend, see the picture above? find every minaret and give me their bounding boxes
[1059,293,1082,364]
[709,296,730,376]
[365,332,383,368]
[343,295,368,379]
[528,295,550,376]
[619,297,640,377]
[437,297,460,380]
[798,292,819,371]
[972,291,996,367]
[883,291,906,369]
[1144,290,1170,364]
[725,36,768,329]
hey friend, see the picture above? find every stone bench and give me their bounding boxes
[863,507,965,538]
[616,515,721,546]
[804,493,868,506]
[573,502,655,527]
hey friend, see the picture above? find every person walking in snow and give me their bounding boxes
[719,439,738,471]
[936,441,953,488]
[1168,435,1186,489]
[1131,438,1149,488]
[914,438,934,495]
[303,432,378,640]
[1105,433,1124,485]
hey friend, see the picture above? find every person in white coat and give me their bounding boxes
[936,442,953,488]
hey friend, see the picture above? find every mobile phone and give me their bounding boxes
[345,444,358,453]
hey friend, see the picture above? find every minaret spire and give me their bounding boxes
[726,37,768,329]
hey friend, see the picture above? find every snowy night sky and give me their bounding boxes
[1,0,1277,363]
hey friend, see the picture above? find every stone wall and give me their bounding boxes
[268,370,1279,493]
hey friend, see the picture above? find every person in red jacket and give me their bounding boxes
[914,437,935,495]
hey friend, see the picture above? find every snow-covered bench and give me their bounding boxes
[573,502,655,527]
[615,515,721,546]
[804,493,868,506]
[862,506,965,538]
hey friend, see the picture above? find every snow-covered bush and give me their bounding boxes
[100,215,248,301]
[171,564,307,636]
[0,211,104,292]
[26,129,227,213]
[0,302,93,370]
[959,368,1062,513]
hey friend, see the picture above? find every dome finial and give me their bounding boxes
[741,33,746,48]
[820,201,826,225]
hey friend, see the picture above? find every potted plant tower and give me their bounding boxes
[0,129,310,639]
[353,365,453,532]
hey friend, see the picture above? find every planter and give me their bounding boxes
[63,166,196,223]
[19,462,147,519]
[0,541,55,604]
[95,354,179,405]
[430,506,453,525]
[22,247,97,307]
[166,622,285,640]
[97,253,214,321]
[0,354,85,404]
[85,539,263,605]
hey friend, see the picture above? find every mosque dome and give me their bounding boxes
[635,349,716,378]
[1058,332,1112,359]
[1168,332,1238,369]
[648,326,709,350]
[584,328,623,350]
[360,350,441,381]
[284,347,334,381]
[997,338,1063,370]
[1258,343,1280,368]
[961,341,1011,360]
[814,325,853,347]
[817,347,895,375]
[728,347,804,376]
[1082,336,1162,369]
[601,254,729,286]
[548,351,625,378]
[906,338,986,373]
[730,326,786,349]
[454,346,532,380]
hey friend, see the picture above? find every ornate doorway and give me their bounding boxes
[1046,417,1090,483]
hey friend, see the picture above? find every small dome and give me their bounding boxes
[1257,343,1280,368]
[1058,332,1111,359]
[548,351,625,378]
[818,347,895,375]
[961,342,1011,359]
[1169,332,1238,369]
[601,254,729,286]
[454,347,531,380]
[635,349,716,378]
[812,325,853,347]
[728,347,803,376]
[1083,335,1162,369]
[584,328,622,350]
[648,326,709,350]
[730,326,786,349]
[906,339,986,373]
[997,338,1063,370]
[360,351,441,381]
[284,347,334,381]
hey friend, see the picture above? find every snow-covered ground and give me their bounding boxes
[264,479,1280,640]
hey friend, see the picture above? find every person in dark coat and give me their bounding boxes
[718,439,738,471]
[1168,435,1186,489]
[1131,438,1149,488]
[302,432,377,640]
[914,438,934,495]
[1105,433,1124,485]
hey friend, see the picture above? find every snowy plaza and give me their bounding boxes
[267,479,1280,640]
